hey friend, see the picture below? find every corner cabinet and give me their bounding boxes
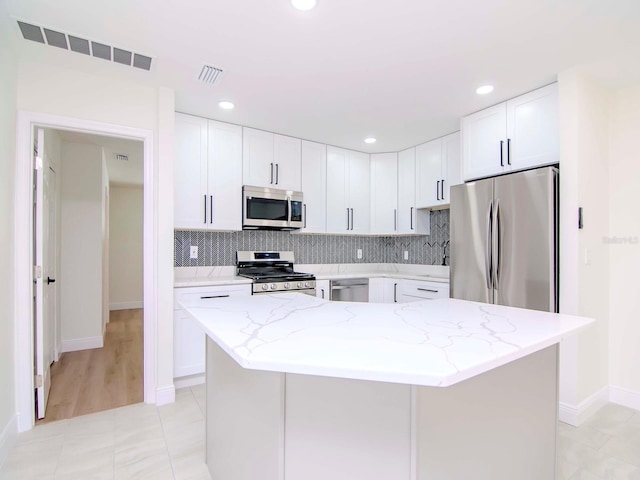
[299,140,327,233]
[370,153,398,234]
[174,113,243,230]
[462,83,558,181]
[326,146,370,234]
[415,131,461,209]
[242,127,302,191]
[174,284,251,379]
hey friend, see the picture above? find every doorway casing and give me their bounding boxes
[15,110,158,432]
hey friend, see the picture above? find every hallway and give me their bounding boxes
[40,309,143,423]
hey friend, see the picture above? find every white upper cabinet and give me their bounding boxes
[242,127,301,191]
[397,148,416,234]
[300,140,327,233]
[415,131,461,209]
[174,113,242,230]
[370,153,398,235]
[326,146,370,234]
[462,83,558,181]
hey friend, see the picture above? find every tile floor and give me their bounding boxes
[1,386,638,479]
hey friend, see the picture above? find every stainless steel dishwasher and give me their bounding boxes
[330,278,369,302]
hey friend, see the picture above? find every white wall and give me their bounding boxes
[60,142,105,350]
[109,186,144,310]
[17,61,175,402]
[558,70,611,420]
[0,16,18,462]
[608,84,640,404]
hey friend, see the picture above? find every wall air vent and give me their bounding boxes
[115,154,129,162]
[198,64,224,85]
[16,20,153,71]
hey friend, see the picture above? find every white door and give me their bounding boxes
[415,138,443,208]
[242,127,275,188]
[300,140,327,233]
[174,113,209,229]
[325,146,349,233]
[506,83,559,171]
[34,128,55,419]
[347,150,370,234]
[370,153,397,234]
[273,134,301,191]
[397,148,416,234]
[461,103,507,181]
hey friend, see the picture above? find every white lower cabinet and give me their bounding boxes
[315,280,330,300]
[397,280,449,303]
[173,284,251,379]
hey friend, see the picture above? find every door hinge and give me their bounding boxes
[33,265,42,280]
[34,155,43,171]
[34,374,43,388]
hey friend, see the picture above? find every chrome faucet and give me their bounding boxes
[441,240,450,266]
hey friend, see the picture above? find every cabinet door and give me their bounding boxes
[315,280,330,300]
[174,113,208,229]
[506,83,559,171]
[441,131,461,204]
[415,138,443,208]
[208,120,243,230]
[462,103,507,181]
[273,134,301,191]
[397,148,416,234]
[242,127,275,188]
[326,146,349,233]
[300,140,326,233]
[348,150,371,234]
[173,284,251,379]
[370,153,398,234]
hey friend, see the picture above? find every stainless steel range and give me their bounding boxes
[236,251,316,295]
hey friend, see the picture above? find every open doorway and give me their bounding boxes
[33,127,145,423]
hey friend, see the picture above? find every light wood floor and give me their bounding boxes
[39,308,144,424]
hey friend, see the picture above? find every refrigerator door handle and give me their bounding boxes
[485,201,493,290]
[493,199,501,290]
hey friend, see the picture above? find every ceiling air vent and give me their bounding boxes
[16,20,153,71]
[198,64,224,85]
[115,154,129,162]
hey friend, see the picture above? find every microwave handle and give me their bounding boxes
[287,197,292,223]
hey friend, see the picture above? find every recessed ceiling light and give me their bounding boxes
[364,137,377,144]
[218,101,234,110]
[476,85,494,95]
[291,0,317,11]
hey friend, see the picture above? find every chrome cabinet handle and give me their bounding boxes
[436,180,440,201]
[350,208,354,230]
[275,163,279,184]
[321,288,325,299]
[303,204,307,228]
[410,207,414,230]
[500,141,504,167]
[417,288,438,293]
[394,283,398,303]
[210,195,213,223]
[270,163,274,184]
[346,208,350,230]
[507,138,511,165]
[203,194,207,223]
[200,295,230,299]
[394,209,397,231]
[441,179,445,201]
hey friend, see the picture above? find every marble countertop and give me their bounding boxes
[181,293,593,387]
[175,264,449,287]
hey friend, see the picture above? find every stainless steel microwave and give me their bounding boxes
[242,186,304,230]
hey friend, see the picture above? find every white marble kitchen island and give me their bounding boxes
[181,293,593,480]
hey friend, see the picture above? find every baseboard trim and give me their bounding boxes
[109,301,143,311]
[609,385,640,411]
[61,336,104,353]
[156,384,176,406]
[174,374,205,390]
[559,386,609,426]
[0,415,17,468]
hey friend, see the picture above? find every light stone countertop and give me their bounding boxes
[174,264,449,287]
[181,293,592,387]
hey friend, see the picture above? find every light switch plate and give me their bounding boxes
[403,250,409,260]
[190,246,198,259]
[357,249,363,259]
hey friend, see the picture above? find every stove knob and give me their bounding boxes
[261,284,269,291]
[297,282,302,288]
[305,281,311,288]
[284,283,290,289]
[270,284,277,290]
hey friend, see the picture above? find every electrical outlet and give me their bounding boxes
[190,246,198,259]
[404,250,409,260]
[357,249,363,259]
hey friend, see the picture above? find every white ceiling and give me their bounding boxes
[57,130,143,186]
[4,0,640,152]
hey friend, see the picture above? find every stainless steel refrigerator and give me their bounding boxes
[450,166,558,312]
